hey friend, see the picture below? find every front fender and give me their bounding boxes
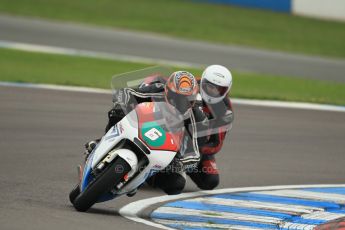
[117,149,138,177]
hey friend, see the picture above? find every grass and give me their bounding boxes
[203,212,223,217]
[1,48,345,105]
[0,48,149,89]
[0,0,345,58]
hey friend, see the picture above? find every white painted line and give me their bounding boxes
[153,219,263,230]
[1,40,345,112]
[1,81,345,113]
[119,184,345,230]
[191,197,323,215]
[154,206,281,224]
[233,98,345,113]
[280,222,316,230]
[0,40,203,68]
[0,82,110,94]
[118,191,209,230]
[254,190,345,204]
[302,211,345,221]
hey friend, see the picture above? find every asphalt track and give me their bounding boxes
[1,14,345,82]
[0,85,344,230]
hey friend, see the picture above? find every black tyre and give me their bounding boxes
[69,184,80,204]
[73,157,131,212]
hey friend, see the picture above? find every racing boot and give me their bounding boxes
[126,189,137,197]
[188,154,219,190]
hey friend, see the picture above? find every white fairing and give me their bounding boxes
[117,148,177,195]
[89,108,178,196]
[90,110,138,169]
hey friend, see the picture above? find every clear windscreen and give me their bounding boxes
[111,66,172,92]
[109,66,232,161]
[125,101,185,152]
[147,101,185,134]
[111,66,185,149]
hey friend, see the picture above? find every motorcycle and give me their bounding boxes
[69,98,185,212]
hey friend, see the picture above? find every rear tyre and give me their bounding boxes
[73,157,131,212]
[69,184,80,204]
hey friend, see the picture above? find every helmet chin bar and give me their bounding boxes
[202,79,228,98]
[200,87,226,104]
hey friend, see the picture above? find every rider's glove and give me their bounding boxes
[109,104,125,119]
[112,88,127,105]
[210,110,234,130]
[139,82,165,93]
[105,104,126,132]
[222,110,234,124]
[168,155,184,173]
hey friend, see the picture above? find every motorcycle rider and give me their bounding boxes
[86,70,208,195]
[188,65,234,190]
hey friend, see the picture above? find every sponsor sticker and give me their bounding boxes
[119,122,124,133]
[105,125,120,141]
[141,122,166,147]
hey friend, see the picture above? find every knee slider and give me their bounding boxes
[198,174,219,190]
[163,174,186,195]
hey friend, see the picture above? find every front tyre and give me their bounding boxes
[73,157,131,212]
[69,184,80,204]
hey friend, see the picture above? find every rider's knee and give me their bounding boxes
[197,173,219,190]
[158,173,186,195]
[164,173,186,195]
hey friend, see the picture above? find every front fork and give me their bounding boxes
[80,149,139,199]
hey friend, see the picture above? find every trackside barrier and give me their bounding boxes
[293,0,345,22]
[196,0,345,22]
[197,0,291,12]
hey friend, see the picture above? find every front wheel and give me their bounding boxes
[69,184,80,204]
[73,157,131,212]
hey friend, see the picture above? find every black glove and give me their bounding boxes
[167,154,184,173]
[209,110,234,130]
[168,152,200,174]
[105,104,126,132]
[138,82,165,93]
[112,88,127,105]
[222,110,234,124]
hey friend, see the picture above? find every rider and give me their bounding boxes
[86,70,208,195]
[188,65,234,190]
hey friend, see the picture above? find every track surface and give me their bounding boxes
[0,86,344,230]
[1,14,345,82]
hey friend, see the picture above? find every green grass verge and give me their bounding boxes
[1,48,344,105]
[1,0,345,58]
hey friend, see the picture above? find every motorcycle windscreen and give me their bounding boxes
[111,66,172,93]
[129,101,185,152]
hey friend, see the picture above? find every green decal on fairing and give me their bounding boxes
[141,122,166,147]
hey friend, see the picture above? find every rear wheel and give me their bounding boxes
[73,157,131,212]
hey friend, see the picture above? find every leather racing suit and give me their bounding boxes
[188,95,234,190]
[107,76,209,195]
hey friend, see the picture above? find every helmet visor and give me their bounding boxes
[166,89,196,115]
[201,79,229,98]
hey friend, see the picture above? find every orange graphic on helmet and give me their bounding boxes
[178,75,194,93]
[167,71,198,96]
[164,71,198,115]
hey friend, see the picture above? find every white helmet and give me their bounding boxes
[200,65,232,104]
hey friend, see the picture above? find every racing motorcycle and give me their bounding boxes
[69,100,185,212]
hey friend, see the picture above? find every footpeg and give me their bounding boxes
[127,189,137,197]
